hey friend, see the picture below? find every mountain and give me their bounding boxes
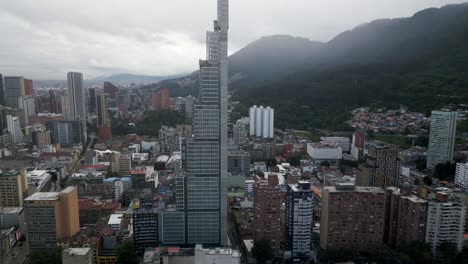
[90,73,187,85]
[157,3,468,130]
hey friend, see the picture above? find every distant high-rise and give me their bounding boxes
[152,87,170,111]
[320,183,385,251]
[24,187,80,252]
[133,208,158,255]
[24,78,34,96]
[96,92,110,127]
[60,94,71,119]
[6,114,24,143]
[4,76,25,108]
[103,82,118,100]
[49,90,62,114]
[285,181,313,261]
[356,144,400,188]
[254,175,283,252]
[46,120,82,146]
[67,72,87,143]
[88,88,96,114]
[455,163,468,193]
[427,111,457,170]
[18,95,36,125]
[0,74,4,106]
[170,0,229,246]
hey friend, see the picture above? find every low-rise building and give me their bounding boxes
[62,248,93,264]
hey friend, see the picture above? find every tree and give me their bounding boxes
[438,241,463,264]
[116,241,138,264]
[433,162,456,181]
[252,239,273,264]
[320,160,331,167]
[423,176,433,186]
[396,240,433,264]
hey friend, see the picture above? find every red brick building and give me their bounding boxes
[152,88,170,111]
[253,174,283,252]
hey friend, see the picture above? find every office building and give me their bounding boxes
[49,90,62,114]
[60,94,71,119]
[320,183,385,251]
[194,244,241,264]
[455,163,468,193]
[426,192,465,259]
[119,155,132,175]
[254,175,283,252]
[23,78,34,96]
[227,148,250,177]
[6,115,24,144]
[133,208,159,255]
[96,92,112,141]
[383,185,428,249]
[285,181,313,261]
[4,76,25,108]
[356,144,400,188]
[167,0,229,246]
[103,82,118,100]
[46,120,82,146]
[249,105,274,138]
[351,129,366,160]
[88,88,96,114]
[0,170,27,207]
[24,187,80,252]
[67,72,87,143]
[62,248,93,264]
[18,96,36,125]
[184,95,194,119]
[427,111,457,170]
[321,137,350,152]
[307,143,342,166]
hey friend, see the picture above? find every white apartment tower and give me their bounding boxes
[249,105,274,138]
[427,111,457,170]
[455,163,468,193]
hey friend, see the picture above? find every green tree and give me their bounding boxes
[252,239,273,264]
[320,160,331,167]
[433,162,456,181]
[116,241,138,264]
[438,241,463,264]
[423,176,433,186]
[397,240,433,264]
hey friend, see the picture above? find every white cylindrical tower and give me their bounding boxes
[256,106,263,137]
[249,106,256,136]
[269,107,274,138]
[263,107,270,138]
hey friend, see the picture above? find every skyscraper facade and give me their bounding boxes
[4,76,25,108]
[24,78,34,96]
[67,72,87,143]
[0,74,4,106]
[427,111,457,170]
[88,88,96,114]
[174,0,229,246]
[49,90,62,114]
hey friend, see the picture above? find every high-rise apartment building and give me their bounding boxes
[0,170,27,207]
[285,181,313,261]
[152,87,170,111]
[132,208,158,255]
[356,144,400,188]
[320,183,385,251]
[23,78,34,96]
[170,0,229,246]
[249,105,274,138]
[60,94,71,119]
[49,90,62,114]
[254,175,283,252]
[67,72,87,143]
[24,187,80,252]
[6,115,24,143]
[32,130,52,147]
[103,82,118,100]
[96,92,112,141]
[119,155,132,175]
[455,163,468,193]
[3,76,25,108]
[427,111,457,170]
[383,185,428,249]
[426,192,466,259]
[18,95,36,125]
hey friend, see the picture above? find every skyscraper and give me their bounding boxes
[427,111,457,170]
[0,170,27,207]
[49,90,62,114]
[173,0,229,246]
[88,88,96,114]
[67,72,87,144]
[4,76,25,108]
[6,114,24,143]
[24,78,34,96]
[285,181,313,261]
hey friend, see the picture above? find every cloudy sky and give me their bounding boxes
[0,0,465,79]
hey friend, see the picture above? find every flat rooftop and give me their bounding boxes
[25,192,60,201]
[64,247,91,256]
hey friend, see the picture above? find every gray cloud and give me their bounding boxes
[0,0,465,79]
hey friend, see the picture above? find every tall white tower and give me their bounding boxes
[249,105,256,136]
[427,111,457,170]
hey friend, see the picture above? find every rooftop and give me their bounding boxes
[64,247,91,256]
[25,191,60,201]
[0,207,23,214]
[108,214,123,225]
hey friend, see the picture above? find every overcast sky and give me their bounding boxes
[0,0,465,79]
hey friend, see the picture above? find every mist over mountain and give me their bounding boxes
[147,3,468,129]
